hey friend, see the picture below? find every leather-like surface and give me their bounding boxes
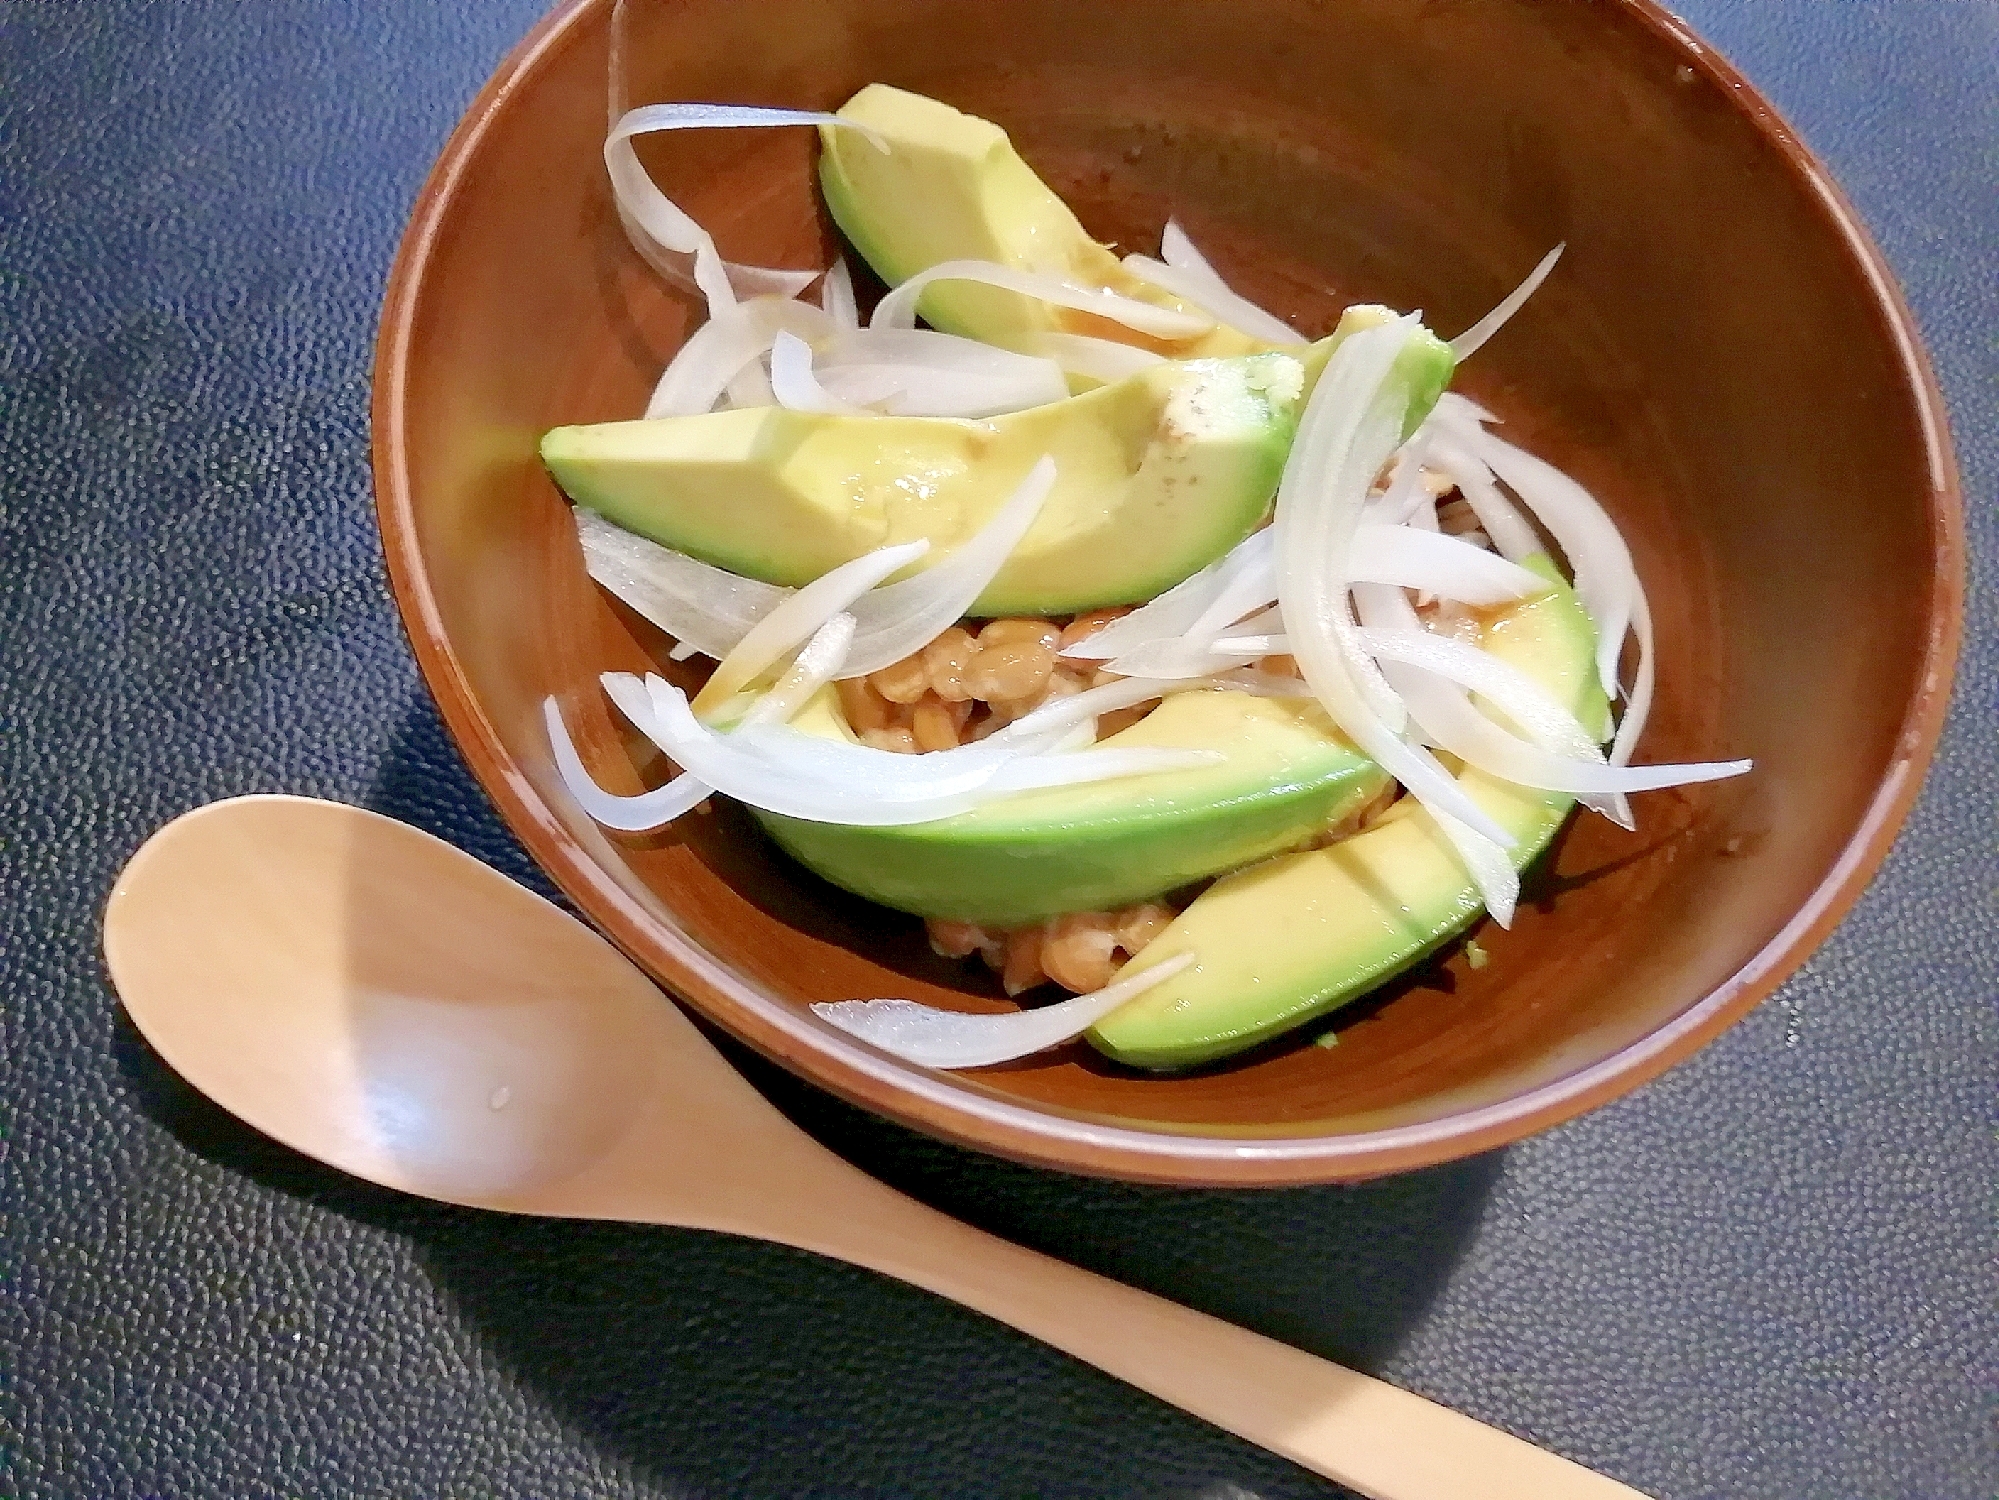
[3,1,1992,1496]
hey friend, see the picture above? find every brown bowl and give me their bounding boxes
[372,0,1962,1184]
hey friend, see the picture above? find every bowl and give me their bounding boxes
[371,0,1962,1185]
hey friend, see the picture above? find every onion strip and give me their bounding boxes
[812,952,1197,1068]
[872,259,1214,340]
[1450,244,1564,361]
[607,104,883,319]
[695,540,929,712]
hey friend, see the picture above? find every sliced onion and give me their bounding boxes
[1421,431,1542,562]
[819,255,859,329]
[576,458,1057,676]
[695,540,929,712]
[1450,244,1564,361]
[607,105,882,319]
[1011,331,1169,383]
[1274,318,1415,729]
[1348,524,1546,606]
[1367,435,1434,526]
[1354,623,1600,752]
[812,952,1196,1068]
[1060,535,1265,660]
[1208,633,1286,657]
[576,508,787,660]
[544,696,709,832]
[1274,314,1521,913]
[995,674,1189,742]
[835,456,1059,676]
[647,296,834,417]
[1107,638,1261,680]
[828,362,1065,417]
[1124,248,1296,348]
[815,327,1069,416]
[637,674,1225,829]
[741,611,857,726]
[634,678,994,823]
[873,259,1213,340]
[812,365,913,408]
[770,329,870,415]
[1433,397,1642,701]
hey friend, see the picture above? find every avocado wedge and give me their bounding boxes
[542,351,1305,617]
[814,85,1454,435]
[754,688,1390,928]
[820,84,1275,359]
[1088,556,1607,1070]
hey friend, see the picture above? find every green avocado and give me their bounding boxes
[816,85,1455,434]
[541,352,1304,617]
[1088,557,1608,1070]
[754,688,1390,928]
[820,84,1275,359]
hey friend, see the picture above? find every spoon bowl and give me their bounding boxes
[105,794,1648,1500]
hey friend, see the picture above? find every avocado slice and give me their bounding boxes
[814,86,1455,434]
[820,84,1274,359]
[1089,557,1609,1070]
[754,689,1390,927]
[542,352,1306,617]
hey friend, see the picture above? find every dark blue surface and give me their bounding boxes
[4,2,1994,1497]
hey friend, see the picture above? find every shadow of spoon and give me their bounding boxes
[101,794,1646,1500]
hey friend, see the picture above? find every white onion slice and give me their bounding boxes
[831,362,1065,417]
[1450,244,1564,361]
[1208,634,1286,657]
[1011,332,1169,383]
[575,458,1056,676]
[647,296,834,417]
[819,255,859,329]
[1274,315,1520,883]
[769,329,870,415]
[1060,535,1264,660]
[577,508,787,660]
[636,674,1223,828]
[1124,256,1296,348]
[1149,222,1300,344]
[813,952,1196,1068]
[1608,587,1656,772]
[1430,806,1521,928]
[815,327,1070,416]
[1435,399,1640,700]
[872,259,1213,340]
[544,696,709,832]
[607,105,882,319]
[1367,436,1434,526]
[697,540,929,710]
[995,675,1187,742]
[1354,624,1600,753]
[633,678,994,823]
[1107,638,1261,680]
[1349,525,1545,606]
[742,611,857,726]
[1422,432,1542,562]
[1274,317,1417,730]
[835,456,1058,676]
[812,365,914,408]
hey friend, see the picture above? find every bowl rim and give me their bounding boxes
[370,0,1966,1186]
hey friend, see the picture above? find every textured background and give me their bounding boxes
[3,1,1994,1497]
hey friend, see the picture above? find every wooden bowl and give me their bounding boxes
[372,0,1962,1184]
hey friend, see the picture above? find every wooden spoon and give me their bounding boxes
[103,794,1648,1500]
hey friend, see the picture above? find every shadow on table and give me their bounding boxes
[117,693,1506,1500]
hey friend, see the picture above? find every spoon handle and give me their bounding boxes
[751,1164,1651,1500]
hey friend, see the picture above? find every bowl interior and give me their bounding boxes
[375,0,1958,1182]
